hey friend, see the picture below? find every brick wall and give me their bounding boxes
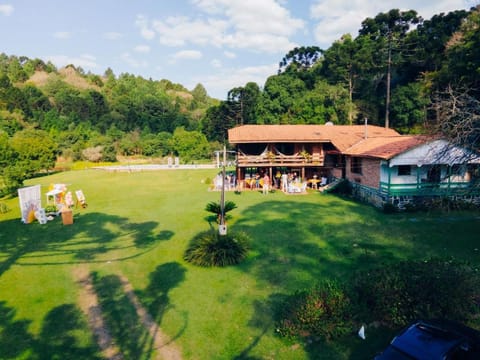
[345,157,381,189]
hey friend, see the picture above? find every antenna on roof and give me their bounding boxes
[364,118,368,139]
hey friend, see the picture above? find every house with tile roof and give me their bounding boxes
[228,124,480,208]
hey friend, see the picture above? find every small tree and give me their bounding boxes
[205,200,237,223]
[82,146,103,162]
[184,230,250,267]
[2,129,58,193]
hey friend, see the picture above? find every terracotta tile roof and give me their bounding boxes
[343,135,430,160]
[228,124,400,152]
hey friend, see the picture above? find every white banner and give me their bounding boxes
[18,185,42,223]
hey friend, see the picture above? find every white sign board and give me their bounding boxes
[18,185,42,223]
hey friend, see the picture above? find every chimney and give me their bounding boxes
[364,118,368,139]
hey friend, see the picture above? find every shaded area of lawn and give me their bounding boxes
[229,194,480,359]
[91,261,187,359]
[0,210,176,358]
[0,212,170,275]
[0,301,102,359]
[1,169,479,359]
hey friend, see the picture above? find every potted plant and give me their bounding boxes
[44,204,59,216]
[266,151,276,163]
[299,150,312,162]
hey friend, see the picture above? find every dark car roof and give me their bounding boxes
[375,320,480,360]
[390,322,465,359]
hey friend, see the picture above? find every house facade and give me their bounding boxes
[228,124,480,208]
[343,137,480,208]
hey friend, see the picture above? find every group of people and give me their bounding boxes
[248,171,302,194]
[213,172,237,191]
[213,170,327,194]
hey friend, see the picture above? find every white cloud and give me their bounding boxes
[153,17,227,47]
[53,31,71,39]
[144,0,304,54]
[103,31,122,40]
[46,54,98,69]
[171,49,203,62]
[309,0,471,47]
[0,4,13,16]
[135,14,155,40]
[195,63,278,99]
[134,45,151,53]
[224,51,236,59]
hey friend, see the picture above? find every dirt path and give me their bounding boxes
[73,266,182,360]
[74,266,124,360]
[119,275,183,360]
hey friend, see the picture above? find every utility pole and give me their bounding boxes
[219,145,227,235]
[385,31,392,129]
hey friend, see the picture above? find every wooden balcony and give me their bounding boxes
[237,153,324,167]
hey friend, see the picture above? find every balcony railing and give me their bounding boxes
[379,181,479,196]
[237,153,324,167]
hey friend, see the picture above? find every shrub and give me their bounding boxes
[276,280,353,341]
[0,202,10,214]
[351,258,480,327]
[184,230,250,267]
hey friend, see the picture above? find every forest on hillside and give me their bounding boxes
[1,7,480,194]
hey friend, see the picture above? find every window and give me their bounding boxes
[351,157,362,174]
[451,164,464,176]
[398,165,411,176]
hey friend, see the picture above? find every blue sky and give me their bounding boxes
[0,0,476,99]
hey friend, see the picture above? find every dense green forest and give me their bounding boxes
[1,7,479,194]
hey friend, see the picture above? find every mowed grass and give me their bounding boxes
[1,169,479,359]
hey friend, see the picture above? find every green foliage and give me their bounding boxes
[0,202,10,213]
[184,230,250,267]
[170,127,210,162]
[390,83,429,133]
[352,258,480,327]
[276,280,353,341]
[44,204,58,213]
[1,129,57,193]
[205,200,237,222]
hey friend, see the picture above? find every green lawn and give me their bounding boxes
[1,169,479,359]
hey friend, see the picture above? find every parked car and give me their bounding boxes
[375,320,480,359]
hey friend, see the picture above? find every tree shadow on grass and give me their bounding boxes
[231,197,420,359]
[0,301,101,360]
[36,304,102,360]
[0,301,34,359]
[92,273,150,359]
[139,262,188,342]
[0,212,173,276]
[90,262,186,359]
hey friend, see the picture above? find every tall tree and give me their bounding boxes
[278,46,323,74]
[359,9,422,128]
[320,34,372,123]
[227,82,261,125]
